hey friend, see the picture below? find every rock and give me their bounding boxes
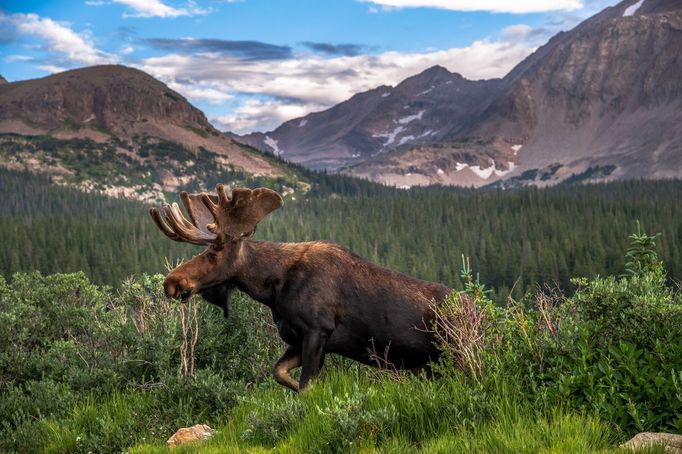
[166,424,215,449]
[621,432,682,453]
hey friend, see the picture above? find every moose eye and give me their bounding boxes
[206,251,218,263]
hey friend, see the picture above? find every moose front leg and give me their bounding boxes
[273,345,301,392]
[299,330,328,391]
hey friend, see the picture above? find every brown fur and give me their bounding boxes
[151,186,451,391]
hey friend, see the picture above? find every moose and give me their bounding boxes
[150,185,451,391]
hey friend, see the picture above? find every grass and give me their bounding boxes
[42,392,157,454]
[123,369,658,454]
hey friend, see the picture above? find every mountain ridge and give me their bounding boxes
[235,0,682,188]
[0,65,306,202]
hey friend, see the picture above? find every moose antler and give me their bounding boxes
[149,192,219,245]
[149,185,283,245]
[200,184,283,240]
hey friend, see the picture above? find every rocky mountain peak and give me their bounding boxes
[235,0,682,188]
[0,65,212,137]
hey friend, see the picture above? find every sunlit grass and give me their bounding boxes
[126,369,653,454]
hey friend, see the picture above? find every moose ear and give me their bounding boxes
[220,187,284,238]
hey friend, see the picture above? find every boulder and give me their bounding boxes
[621,432,682,453]
[166,424,215,449]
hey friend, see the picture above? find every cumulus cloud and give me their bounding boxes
[136,39,533,132]
[165,80,234,104]
[111,0,207,18]
[2,12,116,66]
[144,38,293,60]
[360,0,583,14]
[212,99,325,134]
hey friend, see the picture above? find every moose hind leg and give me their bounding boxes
[273,345,301,392]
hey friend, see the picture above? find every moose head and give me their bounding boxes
[149,184,283,314]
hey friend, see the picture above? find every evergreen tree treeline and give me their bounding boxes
[1,168,681,301]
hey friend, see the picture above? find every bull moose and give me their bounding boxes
[150,184,450,391]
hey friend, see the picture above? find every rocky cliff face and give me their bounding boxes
[459,0,682,186]
[236,0,682,188]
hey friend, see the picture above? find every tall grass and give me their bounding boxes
[127,370,630,453]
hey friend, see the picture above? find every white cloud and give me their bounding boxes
[4,55,34,62]
[165,80,234,104]
[112,0,207,18]
[212,99,324,134]
[37,64,70,74]
[6,13,116,66]
[137,39,533,132]
[501,24,533,41]
[361,0,583,14]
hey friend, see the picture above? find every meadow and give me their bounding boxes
[1,168,681,452]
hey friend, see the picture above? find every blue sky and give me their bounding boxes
[0,0,618,133]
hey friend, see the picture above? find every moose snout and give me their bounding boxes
[163,276,194,300]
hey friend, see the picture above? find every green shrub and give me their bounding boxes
[0,271,284,452]
[436,227,682,435]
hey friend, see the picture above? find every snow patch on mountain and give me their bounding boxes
[623,0,644,16]
[373,125,405,147]
[453,160,515,179]
[398,110,424,125]
[398,135,415,146]
[264,135,282,155]
[298,119,308,127]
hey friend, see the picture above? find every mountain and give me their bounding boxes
[236,66,501,172]
[0,75,7,85]
[457,0,682,187]
[235,0,682,187]
[0,65,304,202]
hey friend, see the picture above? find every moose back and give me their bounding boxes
[150,185,450,391]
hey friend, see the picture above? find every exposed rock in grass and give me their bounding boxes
[621,432,682,453]
[166,424,215,449]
